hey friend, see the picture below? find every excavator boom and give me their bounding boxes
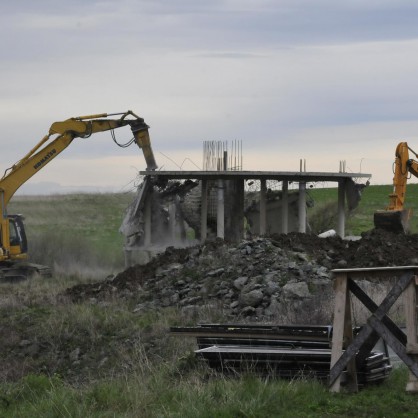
[0,110,157,280]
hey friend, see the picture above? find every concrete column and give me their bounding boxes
[144,194,152,246]
[124,248,133,268]
[200,179,208,242]
[260,179,267,236]
[200,180,208,242]
[169,201,176,243]
[337,179,346,238]
[225,178,244,242]
[298,182,306,233]
[282,180,289,234]
[217,179,225,239]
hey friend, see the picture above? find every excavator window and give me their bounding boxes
[9,219,20,246]
[8,216,28,252]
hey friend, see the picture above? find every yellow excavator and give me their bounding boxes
[0,110,157,280]
[374,142,418,233]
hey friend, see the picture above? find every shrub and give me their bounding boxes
[308,200,338,234]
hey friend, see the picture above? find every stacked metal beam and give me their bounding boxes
[170,324,392,386]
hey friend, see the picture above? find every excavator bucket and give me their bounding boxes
[373,209,411,234]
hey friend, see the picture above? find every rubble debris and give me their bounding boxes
[66,229,418,322]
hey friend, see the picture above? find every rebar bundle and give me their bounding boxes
[203,140,243,171]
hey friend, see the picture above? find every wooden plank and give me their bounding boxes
[343,284,358,392]
[329,323,374,386]
[329,271,414,387]
[332,266,418,274]
[368,315,418,378]
[404,279,418,391]
[348,278,406,365]
[406,343,418,354]
[369,271,414,321]
[404,280,418,346]
[330,273,348,392]
[348,278,407,345]
[406,381,418,393]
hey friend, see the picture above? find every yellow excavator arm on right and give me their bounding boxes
[374,142,418,233]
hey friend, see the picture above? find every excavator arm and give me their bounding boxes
[374,142,418,233]
[0,110,157,263]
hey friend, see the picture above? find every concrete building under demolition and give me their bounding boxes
[120,141,371,265]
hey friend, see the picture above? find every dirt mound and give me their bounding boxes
[271,229,418,267]
[66,245,197,300]
[66,230,418,304]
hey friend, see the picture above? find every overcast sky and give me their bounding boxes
[2,0,418,194]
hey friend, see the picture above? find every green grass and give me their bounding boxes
[0,367,417,417]
[308,183,418,235]
[8,193,135,274]
[2,189,418,417]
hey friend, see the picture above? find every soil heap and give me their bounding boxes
[66,229,418,321]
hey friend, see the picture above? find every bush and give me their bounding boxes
[308,200,338,234]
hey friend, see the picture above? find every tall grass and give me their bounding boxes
[0,366,417,417]
[9,193,134,278]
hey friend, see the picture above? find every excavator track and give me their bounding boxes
[0,262,52,282]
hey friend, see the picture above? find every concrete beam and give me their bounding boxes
[140,170,371,183]
[298,182,306,233]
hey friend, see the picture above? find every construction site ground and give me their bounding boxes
[0,229,415,382]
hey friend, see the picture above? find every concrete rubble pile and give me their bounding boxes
[67,228,418,323]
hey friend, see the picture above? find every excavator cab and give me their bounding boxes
[8,215,28,257]
[0,215,28,260]
[0,215,50,280]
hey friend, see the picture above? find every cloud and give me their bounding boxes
[2,1,418,194]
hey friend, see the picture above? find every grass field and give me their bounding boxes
[8,192,134,276]
[1,187,418,417]
[308,183,418,235]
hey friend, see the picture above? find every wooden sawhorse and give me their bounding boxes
[329,266,418,393]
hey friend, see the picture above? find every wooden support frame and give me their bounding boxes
[405,277,418,393]
[329,267,418,393]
